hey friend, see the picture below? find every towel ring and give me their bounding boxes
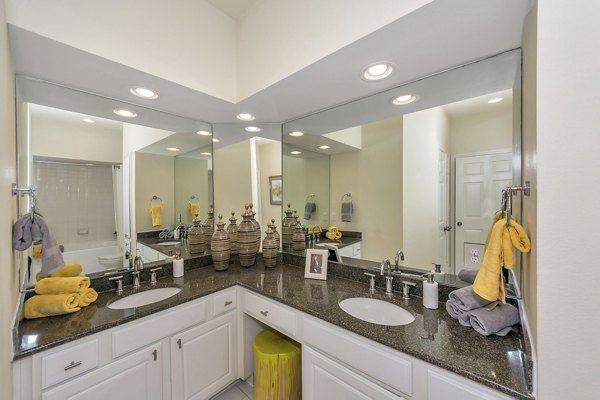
[306,194,315,201]
[341,192,352,202]
[504,182,531,226]
[150,195,163,205]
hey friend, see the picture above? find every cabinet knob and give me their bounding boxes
[152,349,158,361]
[457,221,463,226]
[177,338,182,349]
[224,300,233,306]
[260,310,269,317]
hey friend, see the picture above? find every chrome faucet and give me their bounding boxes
[132,255,144,289]
[380,259,393,296]
[394,250,405,272]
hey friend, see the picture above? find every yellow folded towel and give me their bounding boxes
[474,219,531,303]
[33,244,43,259]
[35,276,90,295]
[23,294,81,319]
[189,203,201,219]
[325,226,342,240]
[77,288,98,307]
[36,263,82,281]
[149,203,163,227]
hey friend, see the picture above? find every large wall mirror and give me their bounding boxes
[16,76,213,284]
[212,123,282,246]
[282,49,522,291]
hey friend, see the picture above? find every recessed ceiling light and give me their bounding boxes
[236,113,255,121]
[82,118,95,123]
[200,152,211,156]
[289,131,304,137]
[488,97,503,104]
[130,87,158,99]
[245,126,261,133]
[212,138,220,143]
[318,145,331,150]
[290,151,302,155]
[113,109,138,118]
[392,94,417,105]
[167,147,180,152]
[363,62,394,81]
[196,130,212,136]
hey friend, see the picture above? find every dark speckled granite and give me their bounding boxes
[14,257,532,399]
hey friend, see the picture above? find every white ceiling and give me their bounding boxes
[8,0,530,129]
[206,0,258,19]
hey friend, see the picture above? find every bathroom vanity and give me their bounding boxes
[12,259,533,400]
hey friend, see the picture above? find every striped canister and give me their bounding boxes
[210,215,230,271]
[237,205,257,267]
[249,203,261,253]
[270,218,280,250]
[202,205,215,246]
[227,211,238,255]
[292,221,306,255]
[262,225,278,268]
[188,214,206,254]
[282,204,296,251]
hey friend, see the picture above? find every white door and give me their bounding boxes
[454,153,512,270]
[43,343,162,400]
[171,312,238,400]
[438,150,450,271]
[302,346,405,400]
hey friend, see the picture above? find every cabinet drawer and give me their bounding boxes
[303,317,412,396]
[112,299,207,358]
[39,338,99,389]
[213,289,237,317]
[244,291,296,336]
[428,369,512,400]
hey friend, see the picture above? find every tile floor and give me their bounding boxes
[211,380,253,400]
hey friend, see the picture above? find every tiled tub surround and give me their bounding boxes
[14,257,533,399]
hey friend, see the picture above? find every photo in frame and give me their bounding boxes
[269,175,282,205]
[304,249,328,280]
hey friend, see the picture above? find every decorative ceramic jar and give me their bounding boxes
[262,225,278,268]
[188,213,206,254]
[237,205,257,267]
[249,203,261,253]
[202,205,215,246]
[282,204,296,251]
[292,221,306,254]
[211,215,230,271]
[227,211,238,255]
[270,218,280,250]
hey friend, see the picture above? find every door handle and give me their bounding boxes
[457,221,463,226]
[443,226,452,231]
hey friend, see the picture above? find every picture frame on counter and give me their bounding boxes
[305,249,328,280]
[322,243,343,263]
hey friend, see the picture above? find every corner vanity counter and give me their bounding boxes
[12,259,533,400]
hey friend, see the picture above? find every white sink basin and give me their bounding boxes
[339,298,415,326]
[108,287,182,309]
[155,241,181,246]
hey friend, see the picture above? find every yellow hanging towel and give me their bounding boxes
[189,202,201,220]
[474,218,531,303]
[149,203,163,227]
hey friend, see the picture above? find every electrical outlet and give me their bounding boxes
[463,243,485,268]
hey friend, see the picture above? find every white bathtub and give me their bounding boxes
[30,241,123,284]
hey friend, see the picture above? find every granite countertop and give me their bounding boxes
[13,258,533,399]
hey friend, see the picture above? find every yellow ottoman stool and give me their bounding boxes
[253,329,302,400]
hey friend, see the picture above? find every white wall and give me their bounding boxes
[403,108,449,269]
[448,105,512,156]
[258,141,282,239]
[122,123,173,155]
[534,1,600,398]
[329,116,403,261]
[6,0,237,102]
[0,0,17,396]
[175,157,210,226]
[235,0,432,99]
[213,140,252,220]
[31,113,122,163]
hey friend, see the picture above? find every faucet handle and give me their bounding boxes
[363,272,376,293]
[401,281,417,300]
[108,275,124,295]
[150,267,162,286]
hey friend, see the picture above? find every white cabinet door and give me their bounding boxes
[42,343,162,400]
[303,346,405,400]
[171,312,238,400]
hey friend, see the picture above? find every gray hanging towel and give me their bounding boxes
[341,201,353,222]
[304,199,316,220]
[13,214,65,277]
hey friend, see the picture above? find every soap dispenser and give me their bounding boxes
[173,252,184,278]
[432,263,444,283]
[423,273,439,310]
